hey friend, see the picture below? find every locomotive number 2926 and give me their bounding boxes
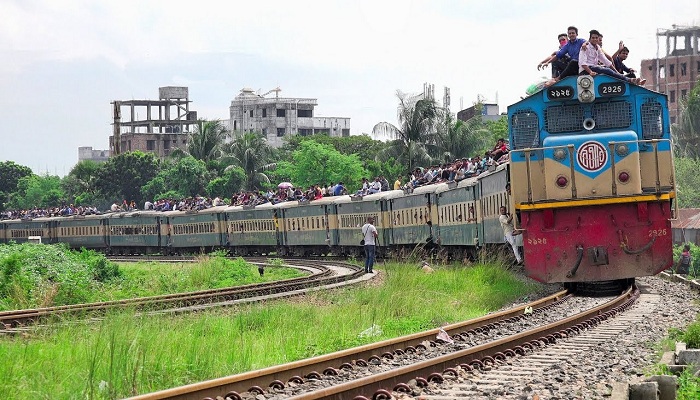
[648,229,667,237]
[527,237,547,245]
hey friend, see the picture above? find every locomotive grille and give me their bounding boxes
[545,104,583,133]
[591,101,632,129]
[641,98,663,139]
[511,110,539,149]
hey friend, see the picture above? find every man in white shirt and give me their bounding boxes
[579,30,645,85]
[499,206,522,264]
[361,216,379,273]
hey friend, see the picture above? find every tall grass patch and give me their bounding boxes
[0,260,538,399]
[0,243,121,310]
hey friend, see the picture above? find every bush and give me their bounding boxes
[0,243,121,310]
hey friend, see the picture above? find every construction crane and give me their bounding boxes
[260,87,282,98]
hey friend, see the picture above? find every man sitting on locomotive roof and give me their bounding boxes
[612,42,636,78]
[538,26,586,87]
[579,30,645,85]
[538,33,571,78]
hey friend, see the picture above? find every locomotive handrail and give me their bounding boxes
[609,142,618,196]
[512,138,674,205]
[567,144,577,199]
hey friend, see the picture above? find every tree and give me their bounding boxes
[276,141,368,191]
[61,160,103,206]
[8,174,64,209]
[94,151,160,206]
[0,161,33,211]
[372,91,441,172]
[206,167,246,198]
[142,156,209,201]
[172,119,229,163]
[673,81,700,158]
[434,113,493,162]
[223,131,274,191]
[673,157,700,208]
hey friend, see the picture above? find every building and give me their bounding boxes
[77,147,110,163]
[108,86,198,158]
[229,87,351,147]
[457,103,501,122]
[641,25,700,124]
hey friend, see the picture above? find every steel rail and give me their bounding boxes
[0,259,363,329]
[124,289,571,400]
[291,285,637,400]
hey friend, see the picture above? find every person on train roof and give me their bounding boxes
[579,30,646,86]
[538,26,586,86]
[537,33,571,78]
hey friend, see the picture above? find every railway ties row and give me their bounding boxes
[416,291,660,400]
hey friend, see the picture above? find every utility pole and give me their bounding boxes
[112,100,121,156]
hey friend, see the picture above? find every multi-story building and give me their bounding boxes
[77,147,110,163]
[229,87,351,147]
[108,86,198,158]
[457,103,501,123]
[641,25,700,123]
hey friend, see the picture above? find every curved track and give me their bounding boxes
[0,258,365,332]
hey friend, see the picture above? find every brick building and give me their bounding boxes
[640,25,700,123]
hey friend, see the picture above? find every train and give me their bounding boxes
[0,74,675,287]
[509,74,676,285]
[0,165,510,263]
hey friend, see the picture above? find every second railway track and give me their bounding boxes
[0,257,365,332]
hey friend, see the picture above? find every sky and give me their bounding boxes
[0,0,698,176]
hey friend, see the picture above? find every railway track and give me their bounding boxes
[122,286,637,400]
[0,258,365,333]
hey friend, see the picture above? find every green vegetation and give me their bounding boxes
[0,260,538,399]
[0,244,302,310]
[0,243,121,310]
[653,320,700,399]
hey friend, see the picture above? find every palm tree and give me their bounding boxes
[223,131,275,190]
[372,91,441,173]
[172,119,228,163]
[435,112,492,162]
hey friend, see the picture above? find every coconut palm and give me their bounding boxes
[372,91,441,173]
[223,131,275,190]
[435,112,492,162]
[172,119,228,163]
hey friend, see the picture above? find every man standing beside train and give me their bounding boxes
[499,206,522,264]
[361,216,379,273]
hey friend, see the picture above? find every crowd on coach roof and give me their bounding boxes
[1,139,510,220]
[0,204,101,221]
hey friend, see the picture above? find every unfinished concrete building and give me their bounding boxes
[109,86,198,158]
[229,87,350,147]
[641,25,700,123]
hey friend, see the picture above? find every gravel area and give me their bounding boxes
[477,276,699,399]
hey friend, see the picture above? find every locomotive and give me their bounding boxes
[508,74,676,285]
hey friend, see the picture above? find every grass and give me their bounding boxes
[0,260,539,400]
[0,243,303,310]
[651,319,700,399]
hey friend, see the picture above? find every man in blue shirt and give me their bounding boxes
[333,182,346,196]
[612,42,637,78]
[538,26,586,86]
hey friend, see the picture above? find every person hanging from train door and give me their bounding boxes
[499,206,522,265]
[361,216,378,273]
